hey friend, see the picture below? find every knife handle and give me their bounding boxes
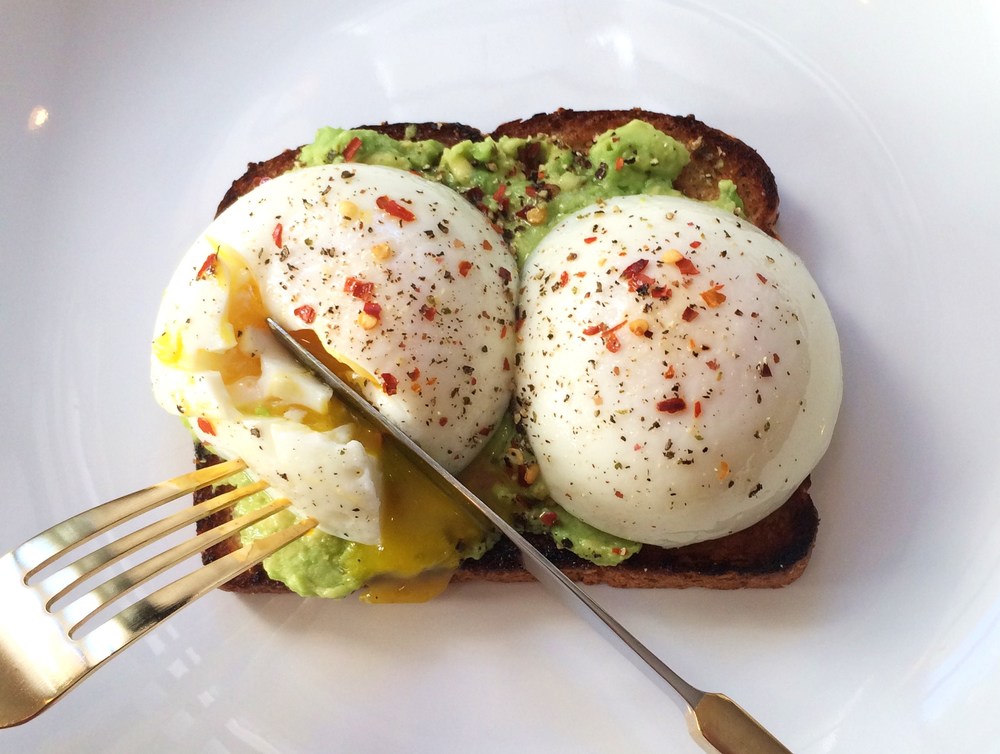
[693,693,793,754]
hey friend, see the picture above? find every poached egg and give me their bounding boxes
[152,164,516,549]
[515,195,842,547]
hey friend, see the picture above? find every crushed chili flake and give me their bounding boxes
[614,489,624,499]
[604,331,621,352]
[614,156,625,171]
[342,136,362,162]
[706,359,720,371]
[493,183,507,202]
[344,276,375,300]
[700,284,727,308]
[483,239,493,251]
[503,357,510,371]
[651,286,672,300]
[362,301,382,319]
[717,461,730,480]
[438,417,448,426]
[583,324,604,336]
[458,260,473,277]
[611,546,629,556]
[663,365,675,379]
[584,236,597,244]
[694,401,703,418]
[196,253,217,280]
[272,223,283,248]
[620,258,650,280]
[539,511,558,527]
[380,373,399,395]
[500,324,508,338]
[657,397,687,413]
[420,304,437,321]
[375,195,416,222]
[407,367,421,381]
[294,304,316,324]
[196,417,216,436]
[756,272,768,284]
[498,267,512,283]
[675,256,700,275]
[559,270,569,287]
[689,240,702,248]
[682,306,699,322]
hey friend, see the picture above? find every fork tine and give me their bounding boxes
[79,515,317,667]
[14,459,247,578]
[62,493,293,637]
[40,479,270,609]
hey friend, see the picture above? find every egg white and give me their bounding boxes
[515,195,842,547]
[152,164,517,543]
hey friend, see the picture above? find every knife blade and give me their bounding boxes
[267,316,792,754]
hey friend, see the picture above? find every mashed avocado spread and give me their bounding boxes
[222,120,744,599]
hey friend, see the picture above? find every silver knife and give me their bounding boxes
[268,317,793,754]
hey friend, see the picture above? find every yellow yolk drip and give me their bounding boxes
[290,329,490,603]
[214,248,491,603]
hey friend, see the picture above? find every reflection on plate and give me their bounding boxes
[2,1,998,752]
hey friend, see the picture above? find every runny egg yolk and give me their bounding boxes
[216,247,491,602]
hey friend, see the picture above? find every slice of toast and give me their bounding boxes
[195,110,817,593]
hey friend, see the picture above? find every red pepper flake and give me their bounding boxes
[342,136,362,162]
[614,489,624,499]
[756,272,768,284]
[294,304,316,324]
[584,236,597,244]
[344,276,375,301]
[498,267,512,284]
[362,301,382,319]
[675,256,700,275]
[196,417,216,436]
[694,401,703,418]
[482,239,493,251]
[614,156,625,171]
[620,258,649,280]
[582,320,626,352]
[539,511,558,527]
[271,222,283,248]
[525,185,538,197]
[375,195,416,222]
[196,253,217,280]
[381,373,398,395]
[689,240,702,249]
[657,397,687,413]
[502,357,510,371]
[663,365,675,379]
[558,270,570,287]
[700,284,727,308]
[478,425,493,436]
[438,417,448,426]
[458,260,473,277]
[407,367,420,381]
[651,286,672,300]
[500,324,508,338]
[633,443,643,451]
[773,353,781,364]
[706,359,720,371]
[493,183,506,202]
[682,306,699,322]
[420,304,437,321]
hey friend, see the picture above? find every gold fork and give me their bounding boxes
[0,458,316,728]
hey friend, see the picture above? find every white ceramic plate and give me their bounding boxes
[3,1,999,751]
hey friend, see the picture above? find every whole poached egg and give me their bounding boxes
[152,164,516,547]
[515,194,841,548]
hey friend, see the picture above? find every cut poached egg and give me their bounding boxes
[152,164,517,557]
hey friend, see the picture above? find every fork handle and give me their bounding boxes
[693,693,793,754]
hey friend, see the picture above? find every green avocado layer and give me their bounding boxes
[228,120,743,598]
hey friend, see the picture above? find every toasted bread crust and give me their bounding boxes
[198,111,814,594]
[492,108,779,234]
